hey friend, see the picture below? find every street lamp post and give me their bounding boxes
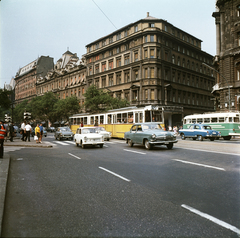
[202,63,231,111]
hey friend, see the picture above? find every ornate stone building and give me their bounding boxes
[14,56,54,104]
[84,13,215,124]
[36,51,86,107]
[212,0,240,111]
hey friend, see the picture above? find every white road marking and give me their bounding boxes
[173,159,225,171]
[68,153,81,160]
[64,141,75,144]
[181,204,240,235]
[54,141,68,145]
[176,146,240,156]
[99,167,131,182]
[123,149,146,155]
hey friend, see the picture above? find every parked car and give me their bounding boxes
[124,122,177,150]
[55,127,74,140]
[74,127,104,148]
[95,127,111,141]
[179,123,221,141]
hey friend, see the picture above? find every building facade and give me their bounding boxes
[212,0,240,111]
[15,56,54,104]
[36,51,87,107]
[84,13,215,125]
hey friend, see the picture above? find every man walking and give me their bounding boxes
[25,122,32,142]
[0,120,7,158]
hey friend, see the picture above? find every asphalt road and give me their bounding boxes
[2,134,240,237]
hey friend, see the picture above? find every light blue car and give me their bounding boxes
[179,123,221,141]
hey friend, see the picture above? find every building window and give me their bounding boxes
[102,62,106,72]
[102,77,106,87]
[124,55,130,65]
[109,75,114,86]
[134,70,139,80]
[109,37,113,43]
[151,89,154,100]
[145,89,148,100]
[150,68,154,78]
[172,55,175,64]
[144,68,148,78]
[150,49,154,58]
[134,25,138,32]
[95,64,99,74]
[109,61,113,70]
[102,40,106,47]
[116,73,122,84]
[237,5,240,17]
[89,67,92,75]
[116,33,121,40]
[134,52,139,61]
[150,35,154,42]
[116,57,121,67]
[144,49,148,59]
[149,23,154,28]
[145,35,148,43]
[124,30,128,37]
[96,43,99,49]
[124,72,130,82]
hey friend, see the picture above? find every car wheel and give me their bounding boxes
[144,139,152,150]
[166,143,173,150]
[128,139,134,147]
[99,144,103,148]
[81,141,85,149]
[181,133,185,140]
[197,135,203,141]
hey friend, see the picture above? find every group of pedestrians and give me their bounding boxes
[20,121,44,143]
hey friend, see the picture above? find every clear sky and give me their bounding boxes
[0,0,216,89]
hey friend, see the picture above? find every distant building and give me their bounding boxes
[36,51,86,106]
[14,56,54,104]
[84,13,215,125]
[212,0,240,111]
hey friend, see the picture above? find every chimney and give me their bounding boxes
[147,12,149,17]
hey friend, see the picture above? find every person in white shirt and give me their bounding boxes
[21,121,26,141]
[24,122,32,142]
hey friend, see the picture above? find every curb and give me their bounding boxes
[0,154,10,235]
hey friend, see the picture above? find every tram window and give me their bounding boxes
[145,111,151,122]
[108,115,112,124]
[122,113,127,123]
[77,118,80,124]
[204,118,210,123]
[83,117,87,125]
[152,112,162,122]
[211,118,217,123]
[135,113,139,123]
[219,117,224,122]
[234,117,239,122]
[117,113,122,123]
[100,115,104,124]
[90,116,94,124]
[128,112,133,123]
[197,118,203,123]
[94,116,99,125]
[139,113,143,122]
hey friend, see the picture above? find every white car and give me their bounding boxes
[95,127,111,141]
[74,127,104,148]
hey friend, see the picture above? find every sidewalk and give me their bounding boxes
[0,139,52,235]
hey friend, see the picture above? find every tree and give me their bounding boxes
[84,85,129,113]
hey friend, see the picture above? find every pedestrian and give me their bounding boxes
[39,123,43,143]
[35,124,40,143]
[4,122,9,142]
[0,120,7,158]
[9,122,14,142]
[25,122,32,142]
[21,120,26,141]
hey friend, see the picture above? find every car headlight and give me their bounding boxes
[84,136,87,142]
[152,134,156,139]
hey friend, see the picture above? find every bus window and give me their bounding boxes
[192,119,196,123]
[197,118,203,123]
[100,115,104,124]
[219,117,224,122]
[90,116,94,124]
[145,111,151,122]
[186,119,191,124]
[229,117,233,122]
[204,118,210,123]
[211,118,217,123]
[234,117,239,122]
[128,112,133,123]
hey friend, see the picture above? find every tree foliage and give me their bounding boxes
[84,85,129,113]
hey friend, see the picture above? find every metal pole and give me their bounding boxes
[202,63,230,111]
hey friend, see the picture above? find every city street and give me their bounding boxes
[2,134,240,237]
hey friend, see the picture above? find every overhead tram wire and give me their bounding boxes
[91,0,118,30]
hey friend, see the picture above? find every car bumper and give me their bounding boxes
[150,139,178,145]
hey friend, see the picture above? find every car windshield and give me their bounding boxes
[142,124,162,131]
[96,127,105,131]
[60,127,71,131]
[82,128,97,134]
[203,125,212,130]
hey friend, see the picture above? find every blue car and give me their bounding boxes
[179,123,221,141]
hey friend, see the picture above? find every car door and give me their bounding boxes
[134,125,143,144]
[185,125,194,137]
[129,125,137,143]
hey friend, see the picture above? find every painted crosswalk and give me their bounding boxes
[51,139,124,146]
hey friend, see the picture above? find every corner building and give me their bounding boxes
[212,0,240,111]
[84,13,215,125]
